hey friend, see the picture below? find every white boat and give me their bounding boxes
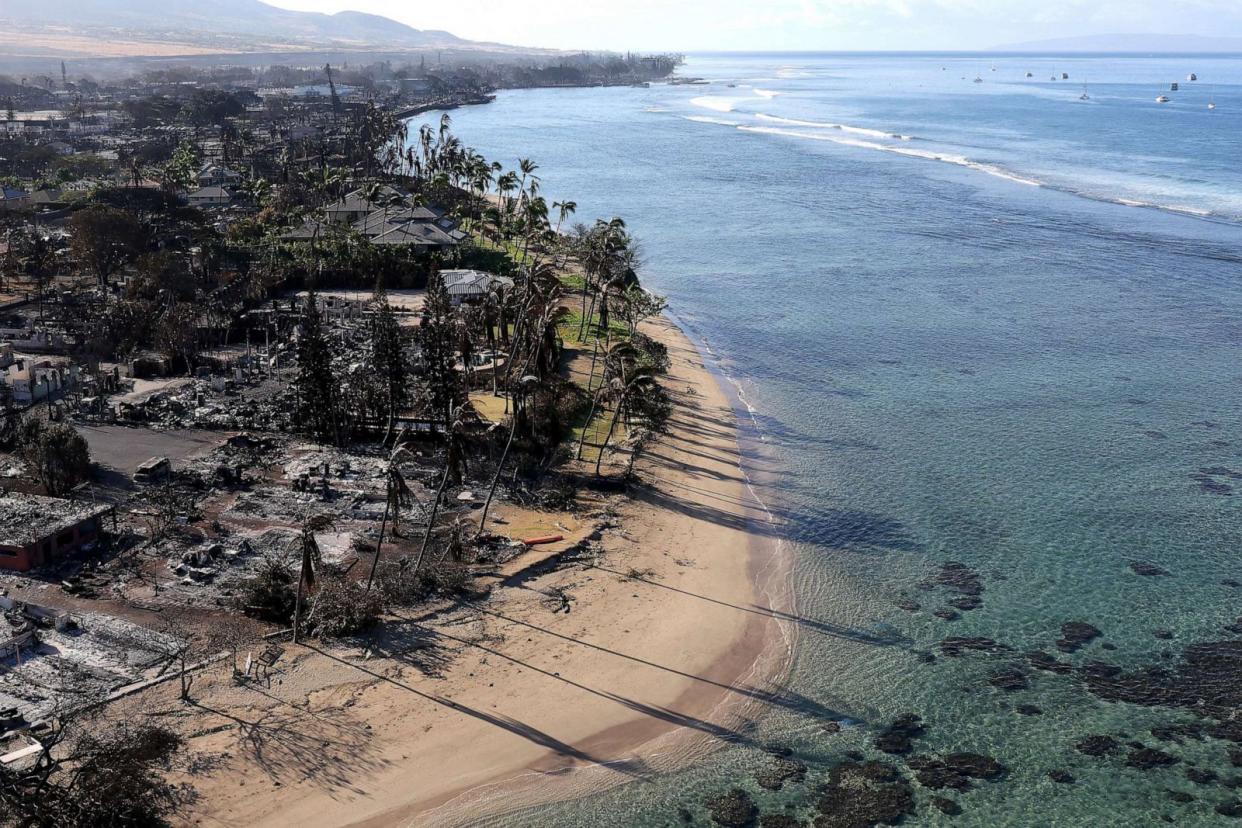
[1080,92,1090,101]
[1209,101,1217,110]
[1156,95,1171,103]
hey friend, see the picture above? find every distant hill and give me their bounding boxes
[0,0,482,59]
[993,34,1242,53]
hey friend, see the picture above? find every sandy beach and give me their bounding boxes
[135,313,791,827]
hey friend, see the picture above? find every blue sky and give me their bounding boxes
[265,0,1242,51]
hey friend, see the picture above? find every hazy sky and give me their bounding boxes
[264,0,1242,51]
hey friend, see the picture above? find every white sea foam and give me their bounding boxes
[754,89,780,99]
[683,115,742,127]
[755,113,914,141]
[739,125,1043,187]
[690,95,742,113]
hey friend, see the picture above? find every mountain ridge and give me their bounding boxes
[0,0,478,56]
[992,33,1242,53]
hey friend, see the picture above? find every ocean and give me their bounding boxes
[419,53,1242,825]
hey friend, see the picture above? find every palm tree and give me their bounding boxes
[520,196,549,264]
[576,341,636,460]
[414,405,469,575]
[291,514,332,643]
[552,200,577,268]
[516,158,538,209]
[496,171,519,239]
[478,375,538,535]
[364,446,415,594]
[595,375,658,476]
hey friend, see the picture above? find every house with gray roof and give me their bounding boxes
[440,270,515,305]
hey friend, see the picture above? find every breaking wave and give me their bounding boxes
[755,113,915,141]
[738,125,1043,187]
[689,96,743,113]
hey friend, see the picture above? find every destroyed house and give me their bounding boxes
[0,492,112,572]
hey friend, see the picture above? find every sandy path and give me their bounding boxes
[158,316,790,827]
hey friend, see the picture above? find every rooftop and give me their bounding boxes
[441,270,514,296]
[0,492,111,548]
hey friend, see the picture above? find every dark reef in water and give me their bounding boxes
[1076,735,1121,757]
[1057,621,1103,653]
[874,714,924,754]
[706,789,758,827]
[906,753,1006,791]
[1079,640,1242,723]
[934,561,984,595]
[1027,649,1074,674]
[756,755,808,791]
[1127,747,1179,770]
[759,815,804,828]
[814,761,914,827]
[988,667,1029,691]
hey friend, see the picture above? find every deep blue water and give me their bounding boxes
[418,53,1242,825]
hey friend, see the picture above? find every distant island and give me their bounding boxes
[992,33,1242,53]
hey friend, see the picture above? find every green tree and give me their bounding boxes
[595,375,658,476]
[17,418,92,496]
[371,289,407,442]
[68,205,145,287]
[292,292,342,445]
[416,273,463,431]
[162,141,200,193]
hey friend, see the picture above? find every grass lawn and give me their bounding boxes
[468,391,510,424]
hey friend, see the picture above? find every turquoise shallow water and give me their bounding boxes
[420,53,1242,825]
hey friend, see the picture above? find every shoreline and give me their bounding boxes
[359,314,796,827]
[403,314,797,827]
[149,309,794,827]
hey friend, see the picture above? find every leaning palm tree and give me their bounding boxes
[291,513,333,643]
[413,405,469,576]
[478,375,538,536]
[364,446,415,594]
[595,375,658,476]
[576,342,637,460]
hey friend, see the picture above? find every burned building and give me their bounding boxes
[0,492,112,572]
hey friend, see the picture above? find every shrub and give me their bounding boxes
[16,418,92,495]
[0,718,188,828]
[237,556,296,624]
[305,574,382,638]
